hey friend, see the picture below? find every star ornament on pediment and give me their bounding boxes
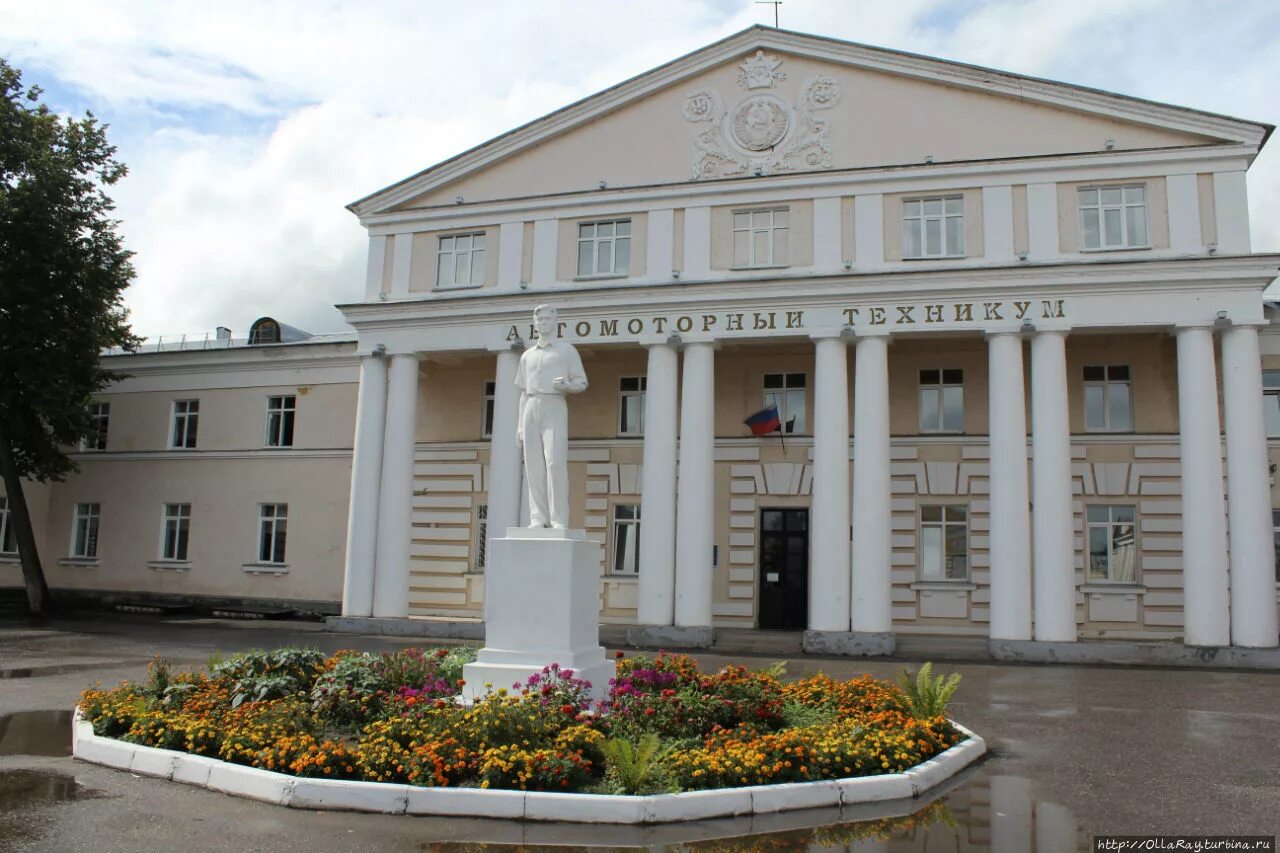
[738,50,785,90]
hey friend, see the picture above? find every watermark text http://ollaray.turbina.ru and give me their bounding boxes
[1094,838,1275,852]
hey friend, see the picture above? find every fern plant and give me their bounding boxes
[600,734,667,795]
[896,662,961,719]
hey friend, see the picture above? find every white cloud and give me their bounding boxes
[1,0,1276,337]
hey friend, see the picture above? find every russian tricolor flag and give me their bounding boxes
[743,404,782,436]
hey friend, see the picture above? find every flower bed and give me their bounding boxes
[77,648,969,798]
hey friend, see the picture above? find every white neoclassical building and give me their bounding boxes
[4,27,1279,659]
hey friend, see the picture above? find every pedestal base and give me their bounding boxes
[463,528,616,703]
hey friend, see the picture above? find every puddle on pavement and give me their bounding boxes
[0,710,73,756]
[0,661,131,678]
[0,769,107,849]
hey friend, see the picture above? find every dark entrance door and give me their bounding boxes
[758,508,809,630]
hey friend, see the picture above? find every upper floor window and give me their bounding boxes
[619,377,646,436]
[258,503,288,564]
[903,197,964,259]
[0,496,16,555]
[82,402,110,451]
[437,233,485,288]
[577,220,630,277]
[1086,505,1137,583]
[1079,186,1147,250]
[162,503,191,561]
[764,372,806,433]
[733,208,788,268]
[1272,510,1280,583]
[920,505,968,581]
[474,504,488,571]
[919,369,964,433]
[482,381,496,438]
[71,502,100,558]
[1083,365,1132,432]
[612,504,641,574]
[265,395,296,448]
[1264,371,1280,438]
[171,400,199,449]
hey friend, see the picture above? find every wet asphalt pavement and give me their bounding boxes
[0,614,1277,851]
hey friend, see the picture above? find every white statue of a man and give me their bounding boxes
[515,305,588,528]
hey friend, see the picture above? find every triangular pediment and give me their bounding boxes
[351,27,1270,217]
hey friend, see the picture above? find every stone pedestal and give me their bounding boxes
[462,528,615,703]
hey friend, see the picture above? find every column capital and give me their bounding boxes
[1031,321,1072,335]
[1173,320,1220,334]
[851,327,892,341]
[637,333,680,349]
[671,333,718,348]
[488,341,526,354]
[808,326,853,342]
[1223,319,1269,331]
[982,323,1027,339]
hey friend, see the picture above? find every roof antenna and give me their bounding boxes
[755,0,781,27]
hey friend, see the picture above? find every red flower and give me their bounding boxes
[560,704,575,715]
[614,651,625,660]
[644,707,656,716]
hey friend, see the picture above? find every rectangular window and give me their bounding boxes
[436,232,486,288]
[732,208,789,268]
[1264,371,1280,439]
[82,402,110,451]
[612,504,641,574]
[618,376,646,435]
[482,382,496,438]
[1273,510,1280,583]
[258,504,288,564]
[171,399,199,449]
[162,503,191,561]
[763,373,806,434]
[577,220,631,276]
[1083,365,1133,432]
[1086,505,1138,582]
[919,369,964,432]
[920,505,968,580]
[265,395,296,448]
[71,503,100,558]
[0,496,16,555]
[902,196,964,259]
[474,504,488,571]
[1079,186,1148,250]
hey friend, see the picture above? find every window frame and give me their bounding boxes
[763,372,807,434]
[918,368,965,433]
[1263,371,1280,439]
[1078,185,1149,251]
[902,195,965,260]
[576,219,632,278]
[731,207,790,269]
[257,503,288,565]
[1272,509,1280,585]
[0,496,16,556]
[82,402,110,451]
[1085,504,1140,584]
[618,376,647,436]
[482,381,496,439]
[918,504,969,581]
[473,503,488,572]
[171,399,199,449]
[1082,365,1134,433]
[70,502,101,559]
[611,503,641,575]
[265,395,297,448]
[435,231,487,290]
[161,503,192,562]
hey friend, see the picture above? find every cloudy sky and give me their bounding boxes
[3,0,1278,340]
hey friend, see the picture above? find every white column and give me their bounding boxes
[675,340,715,628]
[373,353,421,619]
[486,347,523,537]
[851,333,891,634]
[1031,329,1077,642]
[809,332,851,632]
[638,341,679,625]
[987,331,1031,641]
[340,354,388,617]
[1176,325,1231,647]
[1221,323,1279,647]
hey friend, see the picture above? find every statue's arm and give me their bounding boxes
[562,345,589,394]
[516,390,527,443]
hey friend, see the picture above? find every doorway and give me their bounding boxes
[757,508,809,630]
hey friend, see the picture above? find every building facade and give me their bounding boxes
[4,27,1279,652]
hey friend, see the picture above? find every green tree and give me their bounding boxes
[0,58,138,615]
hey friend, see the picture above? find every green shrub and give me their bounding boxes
[211,647,327,707]
[896,662,961,719]
[600,734,669,795]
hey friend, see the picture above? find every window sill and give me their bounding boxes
[433,283,484,293]
[0,555,19,565]
[910,581,977,592]
[901,255,967,262]
[607,574,639,581]
[261,445,296,450]
[573,273,628,282]
[1081,429,1134,435]
[1079,245,1151,253]
[242,563,289,575]
[1080,583,1146,594]
[58,557,100,567]
[148,560,191,572]
[918,430,966,436]
[728,264,789,272]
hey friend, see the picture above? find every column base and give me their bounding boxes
[625,624,715,649]
[802,630,895,657]
[989,638,1280,669]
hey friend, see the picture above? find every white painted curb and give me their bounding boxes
[72,708,986,823]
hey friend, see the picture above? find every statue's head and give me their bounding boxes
[533,304,557,338]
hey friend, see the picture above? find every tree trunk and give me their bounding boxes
[0,421,51,616]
